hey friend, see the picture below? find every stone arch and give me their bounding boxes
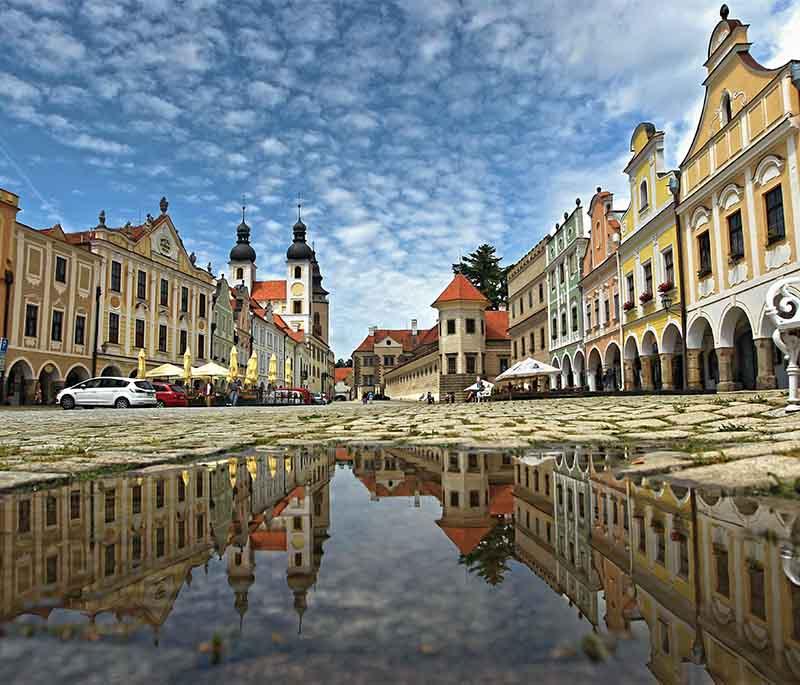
[604,341,622,391]
[719,303,756,348]
[641,329,661,390]
[4,358,34,406]
[100,364,123,377]
[686,315,718,390]
[755,309,788,389]
[65,364,90,388]
[661,322,683,354]
[640,329,659,357]
[624,334,639,361]
[561,353,574,389]
[37,361,62,405]
[660,323,685,390]
[587,347,603,392]
[573,350,586,390]
[719,305,757,391]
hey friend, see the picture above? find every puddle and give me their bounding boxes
[1,445,799,683]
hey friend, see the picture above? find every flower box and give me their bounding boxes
[639,291,654,304]
[623,300,635,312]
[657,281,673,294]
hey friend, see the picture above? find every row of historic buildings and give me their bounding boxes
[0,190,334,403]
[507,6,800,394]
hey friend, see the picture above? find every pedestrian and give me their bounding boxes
[426,391,434,405]
[229,379,241,407]
[205,380,213,407]
[257,382,264,404]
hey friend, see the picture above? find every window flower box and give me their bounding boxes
[639,291,654,304]
[657,281,674,294]
[623,300,635,312]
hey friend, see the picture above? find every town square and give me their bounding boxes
[2,1,800,683]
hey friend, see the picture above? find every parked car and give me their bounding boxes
[151,382,189,408]
[333,394,348,402]
[57,377,157,409]
[265,387,314,406]
[312,393,328,405]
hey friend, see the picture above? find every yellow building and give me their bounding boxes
[619,123,684,391]
[677,6,799,391]
[66,197,216,378]
[0,188,102,404]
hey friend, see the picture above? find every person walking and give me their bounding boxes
[229,379,241,407]
[205,380,214,407]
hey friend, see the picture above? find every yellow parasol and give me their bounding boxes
[183,347,193,386]
[137,348,146,379]
[247,457,258,480]
[284,454,292,473]
[228,458,238,488]
[228,345,239,383]
[285,355,292,386]
[244,351,258,388]
[268,353,278,385]
[268,455,277,478]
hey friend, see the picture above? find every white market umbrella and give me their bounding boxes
[464,381,495,392]
[145,363,186,379]
[193,361,231,378]
[496,357,560,382]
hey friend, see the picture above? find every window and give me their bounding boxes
[726,210,745,260]
[137,270,147,299]
[293,300,302,314]
[158,324,167,353]
[132,484,142,514]
[559,263,565,283]
[55,256,67,283]
[18,499,31,533]
[571,306,577,332]
[46,495,57,526]
[715,547,730,597]
[198,334,205,359]
[594,298,600,325]
[545,474,550,496]
[196,473,204,498]
[180,286,189,312]
[383,356,395,366]
[643,261,653,295]
[678,535,689,579]
[199,293,207,318]
[626,273,635,303]
[521,337,526,356]
[104,488,115,523]
[156,479,165,509]
[530,332,535,353]
[578,493,585,519]
[104,544,116,577]
[24,304,38,338]
[500,358,509,373]
[160,278,169,307]
[540,328,545,348]
[447,319,456,335]
[450,491,459,507]
[110,261,122,292]
[196,514,205,539]
[655,524,665,564]
[613,294,620,320]
[294,266,302,279]
[519,298,524,315]
[108,312,120,344]
[178,520,186,549]
[513,340,517,358]
[447,355,456,374]
[74,315,86,345]
[46,555,58,584]
[640,180,649,209]
[552,316,558,340]
[135,319,145,349]
[539,282,544,301]
[638,520,646,553]
[765,185,785,244]
[51,310,63,342]
[749,563,765,619]
[466,318,476,334]
[561,312,567,336]
[177,475,186,502]
[470,490,480,507]
[132,533,142,561]
[156,526,165,557]
[659,619,670,655]
[604,298,610,323]
[528,291,533,308]
[180,329,188,354]
[721,91,732,124]
[662,248,674,285]
[466,354,476,374]
[70,491,80,519]
[698,232,712,276]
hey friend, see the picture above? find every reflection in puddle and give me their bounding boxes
[1,445,799,683]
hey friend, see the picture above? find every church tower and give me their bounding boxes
[283,206,314,334]
[228,205,257,293]
[310,250,329,345]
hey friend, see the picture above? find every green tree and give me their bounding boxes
[453,244,507,310]
[335,358,353,368]
[458,520,516,586]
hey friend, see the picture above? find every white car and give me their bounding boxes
[57,377,157,410]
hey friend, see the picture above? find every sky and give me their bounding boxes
[1,1,798,359]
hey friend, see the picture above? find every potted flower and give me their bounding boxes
[623,300,635,312]
[657,281,673,294]
[639,291,654,304]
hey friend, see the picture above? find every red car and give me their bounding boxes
[151,382,189,408]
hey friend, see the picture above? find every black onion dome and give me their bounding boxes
[230,219,256,262]
[286,218,313,260]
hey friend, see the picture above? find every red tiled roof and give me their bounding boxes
[418,325,439,345]
[437,523,492,555]
[273,314,304,343]
[485,310,510,341]
[354,328,430,354]
[334,367,352,383]
[335,447,352,461]
[432,273,489,307]
[489,484,514,516]
[252,280,287,301]
[250,530,287,552]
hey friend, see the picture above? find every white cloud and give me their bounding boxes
[260,137,288,156]
[222,109,258,130]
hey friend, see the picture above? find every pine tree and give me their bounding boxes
[453,244,507,310]
[458,520,516,586]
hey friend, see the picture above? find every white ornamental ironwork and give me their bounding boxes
[765,277,800,412]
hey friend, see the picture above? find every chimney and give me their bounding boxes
[411,319,418,336]
[369,326,377,336]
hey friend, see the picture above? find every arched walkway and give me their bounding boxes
[551,357,561,390]
[660,323,685,390]
[604,342,622,391]
[573,350,586,390]
[4,359,34,406]
[756,314,788,389]
[719,306,756,391]
[561,354,574,390]
[587,347,603,392]
[65,365,90,389]
[37,362,62,405]
[100,364,122,377]
[686,316,717,390]
[641,330,661,391]
[623,336,642,391]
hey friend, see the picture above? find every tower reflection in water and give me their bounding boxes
[0,449,333,641]
[349,444,800,685]
[2,443,800,684]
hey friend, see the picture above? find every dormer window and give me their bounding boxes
[721,92,732,126]
[639,181,649,211]
[294,266,302,279]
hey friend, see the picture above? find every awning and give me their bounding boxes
[495,357,560,382]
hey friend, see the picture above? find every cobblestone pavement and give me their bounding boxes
[1,390,799,491]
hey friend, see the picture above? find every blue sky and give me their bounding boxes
[0,0,797,358]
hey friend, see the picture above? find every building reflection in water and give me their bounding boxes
[2,442,800,683]
[0,448,334,641]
